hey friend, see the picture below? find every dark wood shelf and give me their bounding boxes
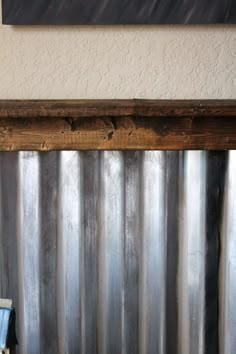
[0,100,235,150]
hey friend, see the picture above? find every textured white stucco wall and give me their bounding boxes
[0,2,235,99]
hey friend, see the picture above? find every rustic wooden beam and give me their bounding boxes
[0,99,236,118]
[0,100,235,151]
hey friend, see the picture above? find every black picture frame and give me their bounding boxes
[2,0,236,25]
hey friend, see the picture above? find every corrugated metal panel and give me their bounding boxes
[0,151,234,354]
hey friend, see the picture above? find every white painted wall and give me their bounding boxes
[0,3,235,99]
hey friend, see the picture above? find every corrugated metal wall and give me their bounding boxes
[0,151,235,354]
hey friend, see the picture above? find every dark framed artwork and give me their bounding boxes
[2,0,236,24]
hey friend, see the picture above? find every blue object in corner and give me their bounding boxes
[0,308,11,349]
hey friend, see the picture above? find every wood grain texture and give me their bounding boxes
[1,100,236,118]
[0,100,235,151]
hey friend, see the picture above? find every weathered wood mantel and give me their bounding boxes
[0,100,235,151]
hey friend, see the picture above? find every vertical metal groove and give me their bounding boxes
[17,152,41,354]
[0,151,233,354]
[39,152,58,354]
[166,151,179,354]
[139,151,167,354]
[123,151,140,354]
[178,151,206,354]
[98,151,124,354]
[205,151,226,354]
[220,151,236,354]
[57,151,82,354]
[81,151,99,354]
[0,153,19,306]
